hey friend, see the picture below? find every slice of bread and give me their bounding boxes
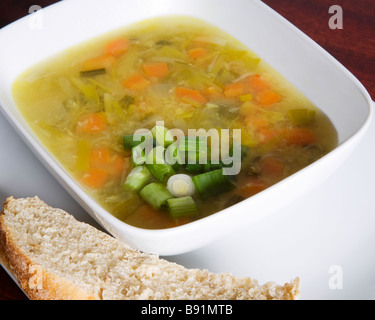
[0,196,300,300]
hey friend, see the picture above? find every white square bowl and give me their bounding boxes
[0,0,372,255]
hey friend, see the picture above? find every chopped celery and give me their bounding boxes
[140,183,173,209]
[123,166,151,192]
[167,196,198,218]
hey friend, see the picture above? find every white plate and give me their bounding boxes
[1,95,374,299]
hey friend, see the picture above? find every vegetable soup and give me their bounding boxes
[12,16,338,229]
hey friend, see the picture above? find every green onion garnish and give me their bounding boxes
[140,183,173,209]
[151,125,174,147]
[123,166,151,192]
[146,147,175,182]
[123,133,154,150]
[192,169,234,199]
[167,196,198,218]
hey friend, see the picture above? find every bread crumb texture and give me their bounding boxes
[0,197,300,300]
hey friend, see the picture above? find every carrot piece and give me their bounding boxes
[238,177,267,198]
[77,113,106,134]
[81,168,109,189]
[224,82,244,98]
[105,38,129,57]
[243,74,269,92]
[110,155,130,177]
[285,128,316,146]
[259,156,285,178]
[255,89,281,106]
[176,87,207,105]
[188,47,207,60]
[83,53,115,71]
[123,74,150,91]
[89,147,111,168]
[142,62,169,79]
[257,128,282,144]
[246,117,270,131]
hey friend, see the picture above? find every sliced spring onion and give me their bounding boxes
[167,174,195,197]
[123,166,151,192]
[165,144,184,171]
[151,125,175,147]
[179,136,209,165]
[123,132,154,150]
[80,68,106,77]
[185,163,205,173]
[131,145,146,167]
[140,183,173,209]
[146,147,175,182]
[167,196,198,219]
[192,169,234,199]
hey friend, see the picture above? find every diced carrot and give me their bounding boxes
[257,128,282,144]
[105,38,129,57]
[259,156,285,178]
[243,74,269,92]
[188,47,207,60]
[176,87,207,105]
[77,113,106,134]
[83,53,115,71]
[246,117,270,131]
[110,155,130,177]
[123,74,150,91]
[285,128,316,146]
[255,89,281,106]
[142,62,169,79]
[81,168,109,189]
[89,147,111,168]
[238,177,268,198]
[224,82,244,98]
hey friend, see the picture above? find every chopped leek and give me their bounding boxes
[192,169,234,199]
[288,109,316,126]
[140,183,173,209]
[167,196,198,218]
[123,166,151,192]
[80,68,106,77]
[167,174,195,197]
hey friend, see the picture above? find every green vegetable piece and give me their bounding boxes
[167,196,198,218]
[123,166,151,192]
[140,183,173,209]
[288,109,316,126]
[192,169,234,199]
[146,146,175,182]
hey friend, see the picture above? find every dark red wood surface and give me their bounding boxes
[0,0,374,300]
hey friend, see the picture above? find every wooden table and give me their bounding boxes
[0,0,374,300]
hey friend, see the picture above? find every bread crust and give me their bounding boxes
[0,198,99,300]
